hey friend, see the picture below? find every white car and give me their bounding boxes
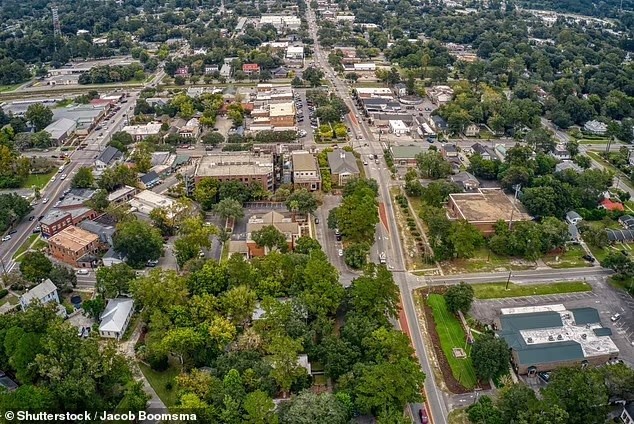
[338,249,343,257]
[188,146,196,150]
[76,269,89,275]
[60,173,67,180]
[50,176,56,182]
[611,313,621,322]
[42,197,49,204]
[1,235,11,242]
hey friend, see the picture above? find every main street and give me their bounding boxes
[305,8,448,423]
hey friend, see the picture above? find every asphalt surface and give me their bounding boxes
[306,8,447,423]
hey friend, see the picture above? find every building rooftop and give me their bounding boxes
[44,118,76,140]
[41,209,70,226]
[196,154,274,178]
[448,189,531,223]
[130,190,174,214]
[107,185,136,202]
[269,102,295,117]
[391,145,424,159]
[327,151,359,175]
[52,104,106,124]
[498,304,619,366]
[122,122,162,136]
[291,151,318,172]
[99,298,134,333]
[20,279,57,306]
[96,146,122,165]
[247,211,300,239]
[49,226,98,252]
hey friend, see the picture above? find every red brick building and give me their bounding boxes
[48,226,100,268]
[242,63,261,74]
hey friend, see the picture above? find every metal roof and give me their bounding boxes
[515,340,584,365]
[499,311,563,331]
[606,228,634,242]
[570,307,600,325]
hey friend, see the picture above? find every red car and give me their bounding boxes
[419,408,428,424]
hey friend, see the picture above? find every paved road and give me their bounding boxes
[306,8,447,423]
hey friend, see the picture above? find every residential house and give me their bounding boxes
[220,64,232,78]
[620,404,634,424]
[271,66,289,78]
[606,229,634,243]
[600,198,625,212]
[0,372,18,392]
[442,144,459,158]
[205,65,219,74]
[129,190,175,215]
[550,145,571,160]
[465,123,480,137]
[245,211,301,257]
[471,143,497,160]
[427,85,454,105]
[102,247,126,267]
[584,120,608,135]
[291,151,321,191]
[99,298,134,340]
[429,115,448,133]
[94,146,123,171]
[79,219,116,246]
[242,63,261,75]
[178,118,201,139]
[44,118,77,145]
[48,226,100,268]
[175,67,190,77]
[19,279,59,311]
[619,215,634,229]
[566,211,583,226]
[451,171,480,191]
[139,171,161,189]
[494,144,507,161]
[390,145,424,167]
[327,150,360,186]
[393,83,407,97]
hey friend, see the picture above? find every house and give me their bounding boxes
[550,145,571,160]
[0,372,18,392]
[242,63,261,75]
[465,123,480,137]
[447,189,531,235]
[327,150,360,186]
[442,144,459,158]
[429,115,448,133]
[271,66,289,78]
[44,118,77,145]
[394,83,407,97]
[606,229,634,243]
[498,304,619,375]
[245,211,301,257]
[427,85,454,105]
[102,247,126,267]
[178,118,201,139]
[220,64,232,78]
[494,144,507,161]
[471,143,496,160]
[99,298,134,340]
[139,171,160,189]
[600,198,625,212]
[79,219,116,246]
[556,161,583,173]
[175,67,190,77]
[620,403,634,424]
[390,146,424,167]
[291,151,321,191]
[48,226,100,268]
[94,146,123,171]
[566,211,583,226]
[19,279,59,310]
[584,120,608,135]
[451,171,480,191]
[205,65,219,74]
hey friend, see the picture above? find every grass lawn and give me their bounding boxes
[472,281,591,299]
[0,294,18,307]
[13,234,39,259]
[448,408,470,424]
[20,171,57,189]
[442,247,535,274]
[138,363,182,407]
[543,246,590,269]
[609,276,634,295]
[579,138,609,144]
[427,294,478,389]
[0,83,23,93]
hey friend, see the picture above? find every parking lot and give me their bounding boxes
[470,276,634,366]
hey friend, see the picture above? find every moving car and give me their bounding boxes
[379,252,386,264]
[419,408,428,424]
[60,174,67,180]
[338,249,343,257]
[42,198,49,204]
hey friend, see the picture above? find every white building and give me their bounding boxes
[353,63,376,72]
[286,46,304,60]
[584,120,608,135]
[99,298,134,340]
[19,279,59,311]
[259,15,301,31]
[122,122,162,141]
[129,190,175,215]
[389,120,409,135]
[178,118,201,139]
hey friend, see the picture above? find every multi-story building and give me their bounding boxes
[122,122,162,141]
[291,151,321,191]
[94,146,123,172]
[327,150,360,186]
[194,153,275,191]
[242,63,261,75]
[178,118,201,139]
[19,279,59,311]
[269,102,295,128]
[48,225,100,268]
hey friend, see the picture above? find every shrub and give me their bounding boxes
[0,289,8,299]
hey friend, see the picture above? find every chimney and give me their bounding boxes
[340,151,345,159]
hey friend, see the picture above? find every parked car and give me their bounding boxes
[1,235,11,242]
[76,269,89,275]
[582,254,596,263]
[338,249,343,257]
[42,198,49,204]
[146,259,159,267]
[28,216,35,221]
[538,371,550,382]
[611,313,622,322]
[419,408,428,424]
[32,226,41,233]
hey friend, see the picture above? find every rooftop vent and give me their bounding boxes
[527,337,533,343]
[581,334,587,339]
[557,334,563,340]
[548,335,554,341]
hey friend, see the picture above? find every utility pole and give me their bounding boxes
[508,183,521,231]
[505,270,512,290]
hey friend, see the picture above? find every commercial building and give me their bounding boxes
[178,118,201,139]
[327,150,360,186]
[427,85,454,105]
[245,211,301,257]
[194,153,274,191]
[447,189,531,235]
[242,63,261,75]
[286,45,304,59]
[259,15,301,31]
[390,145,424,167]
[389,119,409,135]
[40,209,73,238]
[79,219,116,246]
[269,102,296,127]
[107,185,137,205]
[121,122,162,141]
[19,279,59,311]
[129,190,174,215]
[48,226,100,268]
[497,304,619,374]
[291,151,321,191]
[99,298,134,340]
[52,104,107,135]
[44,118,77,145]
[139,171,161,189]
[255,84,294,104]
[353,87,394,99]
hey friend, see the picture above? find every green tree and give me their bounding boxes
[19,251,53,283]
[294,236,321,254]
[349,264,400,322]
[202,132,225,146]
[285,189,318,215]
[194,177,219,210]
[416,151,451,179]
[252,225,288,253]
[214,198,244,221]
[25,103,53,131]
[48,264,77,290]
[243,390,277,424]
[87,189,109,212]
[70,166,95,189]
[301,250,344,318]
[343,242,370,269]
[113,219,163,267]
[471,334,510,381]
[444,282,475,314]
[221,285,257,326]
[268,335,307,398]
[467,396,503,424]
[130,270,189,316]
[96,263,136,298]
[279,392,349,424]
[161,327,204,365]
[497,383,538,423]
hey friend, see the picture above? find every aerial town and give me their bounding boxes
[0,0,632,422]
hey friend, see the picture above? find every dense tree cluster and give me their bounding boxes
[78,64,145,84]
[0,193,31,233]
[420,205,484,261]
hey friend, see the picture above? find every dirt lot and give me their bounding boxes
[470,276,634,367]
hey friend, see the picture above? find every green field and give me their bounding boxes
[427,294,478,389]
[138,362,181,407]
[0,83,23,93]
[13,234,40,260]
[543,246,590,269]
[21,171,57,189]
[472,281,591,299]
[442,247,535,274]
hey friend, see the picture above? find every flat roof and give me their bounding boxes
[292,151,318,171]
[49,226,98,252]
[391,145,424,159]
[196,154,274,178]
[122,123,162,136]
[389,120,408,130]
[269,102,295,117]
[448,189,531,223]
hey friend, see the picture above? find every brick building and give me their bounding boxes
[48,226,100,268]
[194,153,274,191]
